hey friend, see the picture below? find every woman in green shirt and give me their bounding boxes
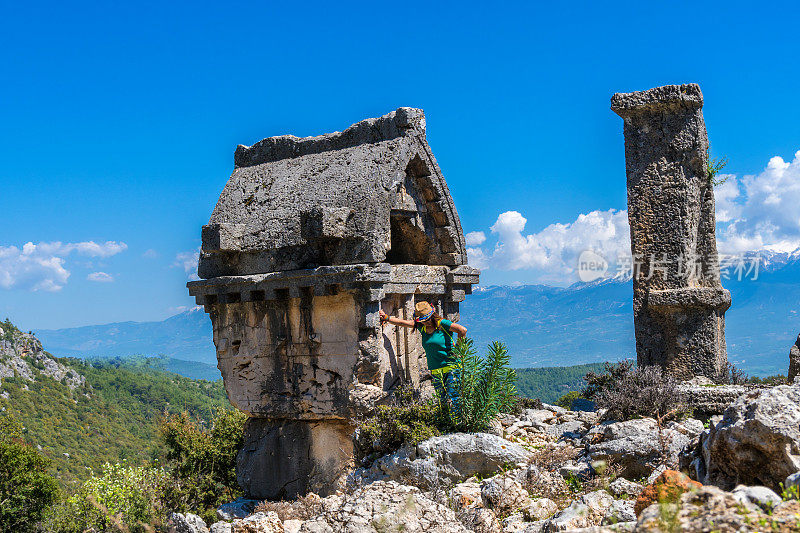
[379,301,468,409]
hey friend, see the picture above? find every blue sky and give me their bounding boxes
[1,0,799,329]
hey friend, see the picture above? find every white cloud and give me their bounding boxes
[0,240,127,292]
[715,150,800,254]
[87,271,114,283]
[142,249,159,259]
[467,150,800,284]
[466,247,489,269]
[465,231,486,246]
[174,249,200,281]
[484,209,630,284]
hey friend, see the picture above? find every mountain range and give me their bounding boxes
[35,250,800,378]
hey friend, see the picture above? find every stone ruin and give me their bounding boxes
[187,108,480,500]
[612,84,731,381]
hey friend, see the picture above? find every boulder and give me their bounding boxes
[167,513,210,533]
[701,382,800,490]
[633,470,701,515]
[790,334,800,383]
[587,419,690,479]
[355,433,532,488]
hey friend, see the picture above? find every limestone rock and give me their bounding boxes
[231,512,283,533]
[785,471,800,491]
[480,475,531,512]
[635,485,800,532]
[167,512,210,533]
[0,327,85,389]
[587,419,690,479]
[283,520,302,533]
[677,382,749,418]
[601,500,635,525]
[458,507,501,533]
[449,481,482,509]
[731,485,782,512]
[701,382,800,490]
[545,490,613,531]
[356,433,532,488]
[789,334,800,383]
[523,498,558,521]
[210,523,233,533]
[299,481,467,532]
[545,502,591,532]
[607,478,644,499]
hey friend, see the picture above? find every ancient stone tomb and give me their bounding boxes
[612,84,731,380]
[188,108,479,499]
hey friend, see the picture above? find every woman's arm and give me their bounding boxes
[379,309,416,328]
[449,321,468,342]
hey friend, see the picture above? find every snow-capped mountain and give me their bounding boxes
[35,250,800,377]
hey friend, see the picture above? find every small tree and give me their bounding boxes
[441,339,518,432]
[0,413,59,532]
[159,408,246,521]
[47,461,170,533]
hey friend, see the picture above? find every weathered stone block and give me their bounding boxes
[189,108,480,499]
[612,83,729,380]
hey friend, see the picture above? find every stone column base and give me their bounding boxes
[237,418,354,500]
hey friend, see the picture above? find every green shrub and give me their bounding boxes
[440,339,518,433]
[46,461,170,532]
[0,413,59,532]
[356,339,517,464]
[158,408,246,522]
[556,391,581,409]
[355,385,441,464]
[707,153,729,186]
[582,361,689,422]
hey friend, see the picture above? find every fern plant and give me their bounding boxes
[438,339,518,432]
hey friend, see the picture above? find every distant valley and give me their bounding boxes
[35,251,800,378]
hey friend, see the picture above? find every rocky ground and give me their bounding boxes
[168,380,800,533]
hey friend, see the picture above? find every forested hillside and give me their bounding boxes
[0,321,229,490]
[515,362,605,403]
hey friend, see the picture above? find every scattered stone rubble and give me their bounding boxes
[169,377,800,532]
